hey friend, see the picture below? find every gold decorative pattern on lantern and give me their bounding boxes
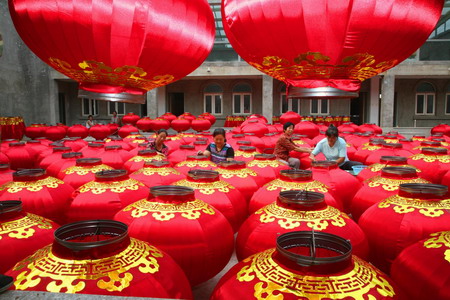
[248,52,398,83]
[62,165,113,176]
[361,143,383,151]
[78,179,144,194]
[236,250,396,299]
[379,195,450,218]
[366,176,429,191]
[368,164,421,173]
[265,179,329,193]
[128,155,165,162]
[0,116,24,125]
[123,198,215,221]
[248,160,284,168]
[410,153,450,163]
[133,167,181,177]
[217,168,257,179]
[0,214,53,240]
[173,179,235,195]
[255,203,348,230]
[175,161,217,168]
[49,58,175,91]
[13,238,162,293]
[234,151,260,158]
[0,177,63,193]
[424,231,450,263]
[293,140,306,145]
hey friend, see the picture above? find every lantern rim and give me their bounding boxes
[150,185,195,197]
[380,156,407,163]
[76,158,102,165]
[0,164,10,171]
[288,86,359,99]
[399,183,448,197]
[187,169,220,181]
[0,200,22,214]
[144,160,170,168]
[61,152,83,159]
[254,154,276,160]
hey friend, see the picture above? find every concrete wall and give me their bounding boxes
[395,78,450,127]
[0,1,55,124]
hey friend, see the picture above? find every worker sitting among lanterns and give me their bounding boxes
[198,128,235,163]
[274,122,312,169]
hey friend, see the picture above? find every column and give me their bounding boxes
[48,78,58,124]
[368,76,380,125]
[156,86,167,117]
[262,75,273,123]
[147,89,157,118]
[380,73,395,128]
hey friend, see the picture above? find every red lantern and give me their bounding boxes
[212,231,403,300]
[134,117,152,132]
[4,142,36,170]
[0,169,74,224]
[180,112,196,123]
[171,118,191,132]
[130,161,185,187]
[88,124,111,140]
[191,118,211,132]
[107,122,119,135]
[408,147,450,184]
[25,124,46,139]
[166,145,196,165]
[216,160,259,202]
[24,140,49,164]
[6,220,192,298]
[122,113,141,125]
[351,167,429,221]
[280,111,301,125]
[241,120,269,138]
[293,121,319,139]
[411,140,444,153]
[174,155,217,176]
[45,125,66,141]
[237,191,368,261]
[234,146,261,162]
[0,152,9,165]
[118,124,139,138]
[364,143,414,166]
[359,183,450,274]
[102,145,133,169]
[123,150,166,173]
[115,186,234,286]
[150,118,170,131]
[173,170,246,232]
[247,154,290,185]
[105,136,133,151]
[60,158,113,190]
[47,152,83,178]
[353,139,384,164]
[222,0,443,97]
[200,112,216,125]
[357,156,421,182]
[0,164,13,186]
[67,124,89,139]
[359,123,383,134]
[0,201,57,274]
[391,231,450,300]
[160,112,177,124]
[67,170,148,222]
[261,133,279,150]
[80,142,106,157]
[62,137,88,152]
[338,122,358,133]
[249,170,341,214]
[431,123,450,136]
[39,146,72,170]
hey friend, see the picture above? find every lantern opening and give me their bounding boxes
[288,86,359,99]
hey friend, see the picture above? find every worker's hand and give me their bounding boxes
[197,150,203,156]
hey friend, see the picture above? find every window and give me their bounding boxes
[280,95,300,113]
[81,98,98,116]
[204,84,223,115]
[108,102,126,116]
[232,83,252,115]
[415,82,435,115]
[310,99,329,115]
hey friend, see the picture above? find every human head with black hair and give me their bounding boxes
[155,128,168,146]
[283,122,295,136]
[213,128,227,147]
[325,124,339,147]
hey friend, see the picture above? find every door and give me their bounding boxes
[58,93,66,124]
[350,92,367,125]
[168,93,185,116]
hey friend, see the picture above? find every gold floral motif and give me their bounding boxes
[0,214,53,240]
[62,165,113,176]
[49,58,174,91]
[174,179,234,195]
[217,168,257,179]
[424,231,450,263]
[410,153,450,163]
[293,140,306,145]
[368,164,421,173]
[128,155,165,162]
[237,250,396,299]
[247,161,284,168]
[255,203,348,230]
[0,177,63,193]
[378,195,450,217]
[384,139,399,144]
[175,161,217,168]
[235,151,260,158]
[361,143,382,151]
[13,238,162,293]
[248,52,397,83]
[0,116,24,126]
[78,179,144,194]
[265,179,329,193]
[366,176,429,191]
[123,198,215,221]
[132,167,181,177]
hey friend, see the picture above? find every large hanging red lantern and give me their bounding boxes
[237,191,368,261]
[114,186,234,286]
[6,220,192,298]
[9,0,214,103]
[60,158,113,189]
[212,231,404,299]
[279,111,301,125]
[130,161,185,187]
[45,125,66,141]
[0,201,57,274]
[173,170,247,232]
[391,231,450,300]
[222,0,443,98]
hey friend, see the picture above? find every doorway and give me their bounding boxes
[58,93,66,124]
[350,92,367,125]
[168,93,185,116]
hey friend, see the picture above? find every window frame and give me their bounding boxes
[415,92,435,115]
[310,99,330,115]
[81,98,99,117]
[280,94,301,114]
[232,92,252,115]
[107,102,126,116]
[204,93,223,115]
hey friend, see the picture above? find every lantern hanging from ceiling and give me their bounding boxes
[9,0,215,104]
[222,0,444,98]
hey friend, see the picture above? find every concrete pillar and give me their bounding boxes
[147,89,157,118]
[48,79,58,124]
[262,75,273,123]
[156,86,166,117]
[368,76,380,125]
[380,73,395,128]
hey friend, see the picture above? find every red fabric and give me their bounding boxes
[407,149,450,184]
[280,111,301,125]
[46,153,83,178]
[118,124,139,138]
[62,138,88,152]
[391,232,450,300]
[4,143,36,170]
[89,124,111,140]
[247,156,290,185]
[294,121,319,139]
[130,164,185,187]
[123,152,166,173]
[102,146,133,169]
[365,145,414,165]
[67,124,89,139]
[0,165,13,186]
[174,156,217,176]
[0,152,9,165]
[81,143,106,158]
[353,141,384,164]
[24,141,49,164]
[0,117,25,140]
[431,123,450,136]
[39,147,72,169]
[122,113,140,125]
[167,145,197,165]
[114,192,234,286]
[171,118,191,132]
[60,160,113,189]
[217,163,259,203]
[191,118,211,132]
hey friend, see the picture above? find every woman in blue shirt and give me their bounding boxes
[198,128,234,164]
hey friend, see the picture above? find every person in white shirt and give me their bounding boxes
[85,115,95,129]
[111,111,120,125]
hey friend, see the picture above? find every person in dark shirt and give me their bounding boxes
[274,122,311,169]
[148,129,169,156]
[198,128,234,164]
